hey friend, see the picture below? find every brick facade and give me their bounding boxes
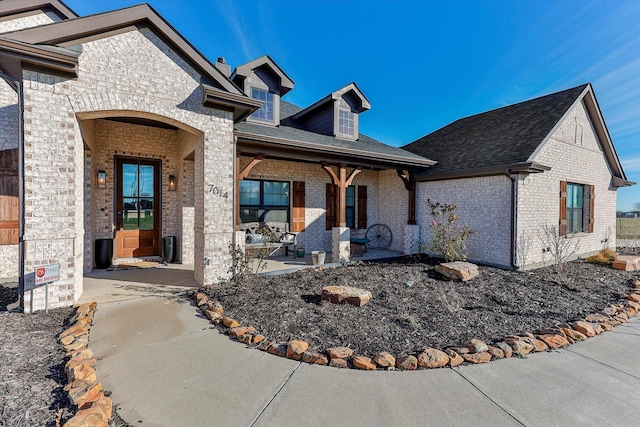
[5,26,236,311]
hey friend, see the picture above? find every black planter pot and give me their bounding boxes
[162,236,177,263]
[95,238,113,269]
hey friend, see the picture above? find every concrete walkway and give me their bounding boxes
[80,268,640,426]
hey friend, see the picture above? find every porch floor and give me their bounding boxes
[252,248,404,276]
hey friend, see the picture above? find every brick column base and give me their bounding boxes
[332,227,350,263]
[403,224,421,255]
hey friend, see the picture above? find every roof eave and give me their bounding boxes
[0,0,78,20]
[0,37,79,76]
[235,131,436,169]
[612,176,636,188]
[415,162,551,182]
[203,85,262,123]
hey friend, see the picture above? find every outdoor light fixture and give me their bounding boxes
[97,170,106,189]
[168,175,176,191]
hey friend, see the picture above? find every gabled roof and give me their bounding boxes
[0,0,78,21]
[231,55,294,96]
[236,99,435,170]
[1,4,241,94]
[293,82,371,120]
[403,84,633,186]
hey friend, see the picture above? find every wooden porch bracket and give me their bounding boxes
[397,169,417,225]
[323,162,362,227]
[236,153,265,229]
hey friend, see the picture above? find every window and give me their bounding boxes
[250,88,274,122]
[240,179,289,223]
[559,181,594,236]
[566,183,583,233]
[338,109,355,137]
[326,184,367,230]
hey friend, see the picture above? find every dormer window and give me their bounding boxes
[338,109,355,137]
[250,88,274,122]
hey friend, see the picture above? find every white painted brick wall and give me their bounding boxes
[518,100,617,268]
[416,176,512,267]
[19,27,235,311]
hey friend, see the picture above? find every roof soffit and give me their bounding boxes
[527,84,629,182]
[1,4,242,95]
[0,0,78,20]
[231,55,294,95]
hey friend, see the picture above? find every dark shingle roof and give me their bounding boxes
[402,84,589,176]
[235,100,434,167]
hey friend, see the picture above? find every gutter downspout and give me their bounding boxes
[0,72,25,309]
[505,169,518,270]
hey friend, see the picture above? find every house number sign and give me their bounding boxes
[208,185,229,200]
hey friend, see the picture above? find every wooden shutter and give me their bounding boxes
[0,149,19,245]
[326,183,337,230]
[559,181,567,236]
[357,186,367,229]
[292,181,305,232]
[588,184,595,233]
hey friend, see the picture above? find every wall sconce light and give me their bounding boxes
[168,175,176,191]
[97,170,106,189]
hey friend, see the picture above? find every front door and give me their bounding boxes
[115,157,161,258]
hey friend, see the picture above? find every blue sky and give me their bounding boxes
[66,0,640,210]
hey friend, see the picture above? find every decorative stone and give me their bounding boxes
[487,346,504,359]
[417,348,449,368]
[627,293,640,303]
[238,334,253,344]
[229,326,256,337]
[329,358,349,369]
[627,300,640,311]
[585,313,611,323]
[571,321,597,337]
[321,286,373,307]
[205,310,222,323]
[445,349,464,367]
[59,324,88,339]
[560,327,587,342]
[495,342,513,358]
[505,337,534,355]
[522,337,548,352]
[286,340,309,360]
[257,340,275,352]
[613,256,640,271]
[538,333,569,349]
[602,306,618,316]
[61,335,75,346]
[302,351,329,365]
[462,352,492,364]
[63,409,108,427]
[395,355,418,370]
[599,322,613,331]
[632,278,640,288]
[89,395,113,420]
[373,352,396,368]
[252,335,266,344]
[435,261,479,282]
[267,343,287,358]
[448,346,470,355]
[353,356,377,370]
[67,363,97,384]
[67,380,103,408]
[465,339,489,353]
[222,317,240,328]
[327,346,354,359]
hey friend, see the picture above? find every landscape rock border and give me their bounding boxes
[58,302,114,427]
[194,276,640,371]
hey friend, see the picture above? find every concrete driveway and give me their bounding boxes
[80,267,640,426]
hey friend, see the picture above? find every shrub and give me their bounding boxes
[426,199,476,262]
[585,248,616,265]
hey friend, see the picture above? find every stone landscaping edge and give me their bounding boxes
[194,275,640,371]
[58,301,113,427]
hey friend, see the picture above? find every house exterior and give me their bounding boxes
[0,1,432,312]
[403,84,634,270]
[0,2,632,313]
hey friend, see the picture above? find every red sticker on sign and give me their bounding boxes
[36,268,45,277]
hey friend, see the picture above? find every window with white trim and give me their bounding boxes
[338,109,355,137]
[250,88,274,122]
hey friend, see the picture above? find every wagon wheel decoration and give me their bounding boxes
[365,224,392,249]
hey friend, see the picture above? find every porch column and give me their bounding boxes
[323,163,361,263]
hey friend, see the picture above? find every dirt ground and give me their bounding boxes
[204,256,637,356]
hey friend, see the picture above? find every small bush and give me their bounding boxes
[426,199,476,262]
[585,248,616,265]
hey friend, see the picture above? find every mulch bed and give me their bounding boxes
[203,255,637,357]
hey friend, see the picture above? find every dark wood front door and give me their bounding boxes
[115,157,161,258]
